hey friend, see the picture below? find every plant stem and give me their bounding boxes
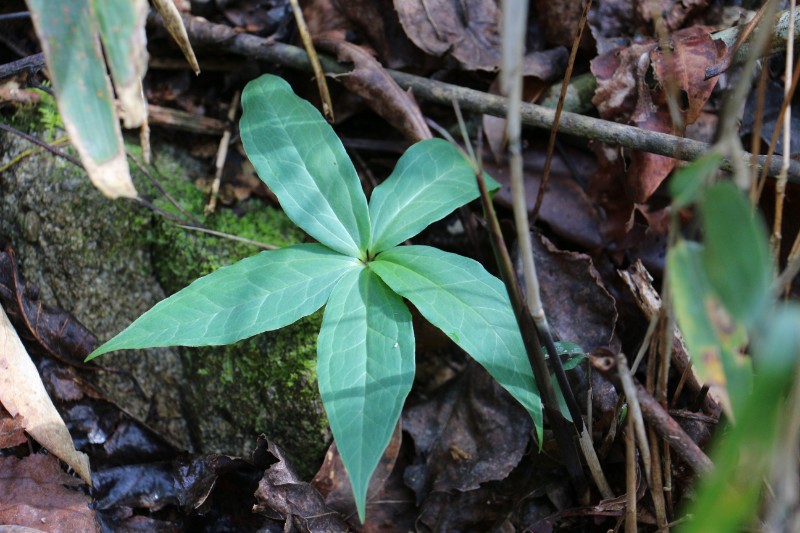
[476,166,589,503]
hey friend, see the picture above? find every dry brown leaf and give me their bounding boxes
[637,0,709,32]
[0,307,91,485]
[151,0,200,75]
[316,37,432,141]
[650,26,723,124]
[0,455,97,533]
[591,25,725,203]
[394,0,502,70]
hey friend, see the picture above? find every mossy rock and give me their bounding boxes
[0,126,331,476]
[135,146,329,475]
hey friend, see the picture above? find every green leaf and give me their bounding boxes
[317,267,414,522]
[368,139,500,253]
[680,306,800,533]
[88,244,358,359]
[668,240,751,414]
[371,246,543,438]
[700,182,772,327]
[26,0,136,198]
[240,75,370,258]
[669,153,722,209]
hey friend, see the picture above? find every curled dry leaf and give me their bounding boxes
[0,306,91,484]
[315,37,432,142]
[394,0,502,70]
[151,0,200,74]
[253,441,348,531]
[0,246,99,369]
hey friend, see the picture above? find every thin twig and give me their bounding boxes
[706,4,770,79]
[530,0,591,224]
[0,122,83,169]
[206,90,240,214]
[772,0,796,261]
[474,140,589,503]
[0,52,45,80]
[618,351,652,486]
[127,152,204,228]
[288,0,333,122]
[625,411,637,533]
[176,225,278,250]
[755,54,800,199]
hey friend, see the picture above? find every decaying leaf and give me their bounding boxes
[151,0,200,74]
[253,441,348,531]
[527,233,619,354]
[394,0,502,70]
[312,425,415,531]
[0,455,97,532]
[403,362,532,500]
[591,25,726,203]
[26,0,137,199]
[0,246,99,368]
[0,306,91,484]
[315,37,432,142]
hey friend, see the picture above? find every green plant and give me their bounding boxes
[666,155,800,532]
[88,74,543,521]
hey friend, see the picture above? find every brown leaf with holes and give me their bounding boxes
[650,26,724,124]
[394,0,502,70]
[0,454,97,532]
[591,25,725,203]
[315,37,432,141]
